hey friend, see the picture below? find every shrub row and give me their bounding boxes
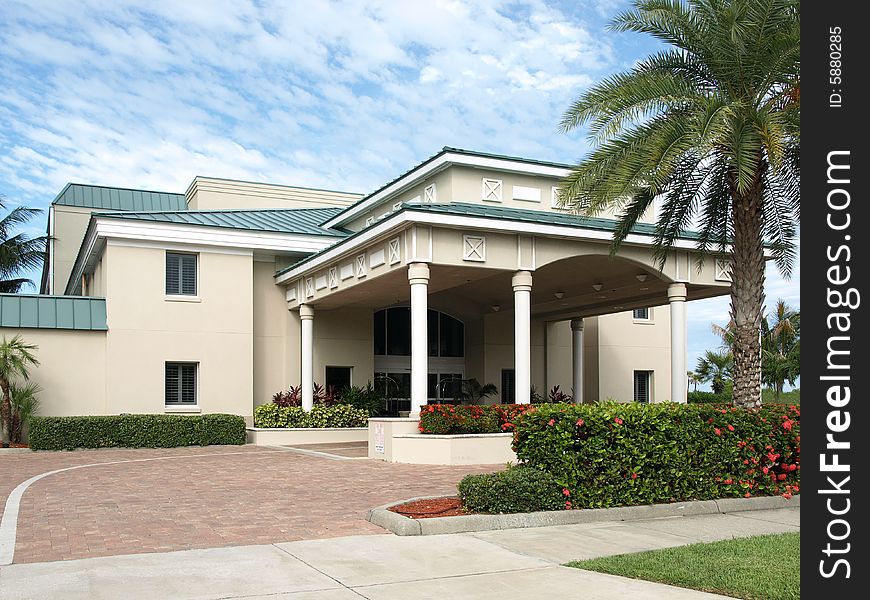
[28,414,246,451]
[253,404,368,428]
[458,465,567,513]
[418,404,536,434]
[512,402,799,509]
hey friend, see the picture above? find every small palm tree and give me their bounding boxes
[695,350,733,394]
[0,195,46,293]
[10,381,41,444]
[0,335,39,447]
[558,0,800,408]
[452,378,498,406]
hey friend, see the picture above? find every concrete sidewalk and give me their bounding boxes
[0,507,799,600]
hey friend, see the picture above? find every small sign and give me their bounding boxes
[374,423,385,454]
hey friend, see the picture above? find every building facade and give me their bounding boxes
[1,148,733,422]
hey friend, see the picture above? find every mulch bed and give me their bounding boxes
[3,443,28,448]
[388,497,468,519]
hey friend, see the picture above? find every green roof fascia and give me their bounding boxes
[275,202,705,278]
[51,183,187,211]
[403,202,704,240]
[320,146,574,227]
[91,207,349,237]
[0,294,107,331]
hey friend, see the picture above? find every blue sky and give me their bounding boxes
[0,0,799,388]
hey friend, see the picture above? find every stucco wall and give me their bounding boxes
[50,205,94,294]
[186,177,361,211]
[596,308,672,403]
[0,328,107,417]
[312,307,374,389]
[103,241,254,417]
[253,258,289,406]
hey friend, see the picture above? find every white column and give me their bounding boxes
[512,271,532,404]
[668,283,688,404]
[570,318,584,404]
[300,304,315,411]
[408,263,430,416]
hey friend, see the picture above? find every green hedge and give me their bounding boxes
[253,404,368,428]
[512,402,799,509]
[28,413,246,451]
[459,465,568,513]
[418,404,536,434]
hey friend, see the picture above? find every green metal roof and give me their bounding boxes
[441,147,573,169]
[52,183,187,211]
[276,202,707,278]
[0,294,107,331]
[92,207,348,237]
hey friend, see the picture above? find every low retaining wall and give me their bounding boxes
[246,427,368,446]
[368,494,801,536]
[367,418,516,465]
[391,433,516,465]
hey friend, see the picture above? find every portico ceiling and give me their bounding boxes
[302,254,729,320]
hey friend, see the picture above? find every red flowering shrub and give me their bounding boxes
[512,402,799,509]
[419,404,536,434]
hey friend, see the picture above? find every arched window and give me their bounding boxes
[374,308,464,357]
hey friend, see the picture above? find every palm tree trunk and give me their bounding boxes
[0,380,11,447]
[729,170,765,409]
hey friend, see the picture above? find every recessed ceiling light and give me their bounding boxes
[639,286,649,291]
[592,283,603,291]
[554,291,565,299]
[636,274,648,282]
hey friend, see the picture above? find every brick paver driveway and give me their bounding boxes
[0,445,500,564]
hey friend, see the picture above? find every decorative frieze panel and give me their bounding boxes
[513,185,540,202]
[551,186,564,209]
[424,183,437,203]
[482,178,502,202]
[715,258,733,282]
[370,248,386,268]
[315,275,327,290]
[463,234,486,262]
[305,278,315,298]
[356,254,367,278]
[328,267,338,289]
[286,287,297,302]
[388,237,401,264]
[340,262,354,280]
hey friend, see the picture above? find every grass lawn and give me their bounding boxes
[567,532,799,600]
[762,388,800,405]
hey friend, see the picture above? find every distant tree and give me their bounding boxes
[761,300,800,403]
[0,195,46,293]
[695,350,733,395]
[713,299,799,402]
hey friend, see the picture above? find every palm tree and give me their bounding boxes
[10,381,41,444]
[761,300,799,402]
[0,335,39,447]
[452,378,498,406]
[1,194,47,293]
[558,0,800,408]
[695,350,733,394]
[687,370,701,392]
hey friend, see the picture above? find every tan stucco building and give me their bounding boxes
[2,147,735,422]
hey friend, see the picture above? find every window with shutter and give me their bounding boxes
[166,252,197,296]
[633,307,650,321]
[501,369,515,404]
[165,362,198,405]
[633,370,651,403]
